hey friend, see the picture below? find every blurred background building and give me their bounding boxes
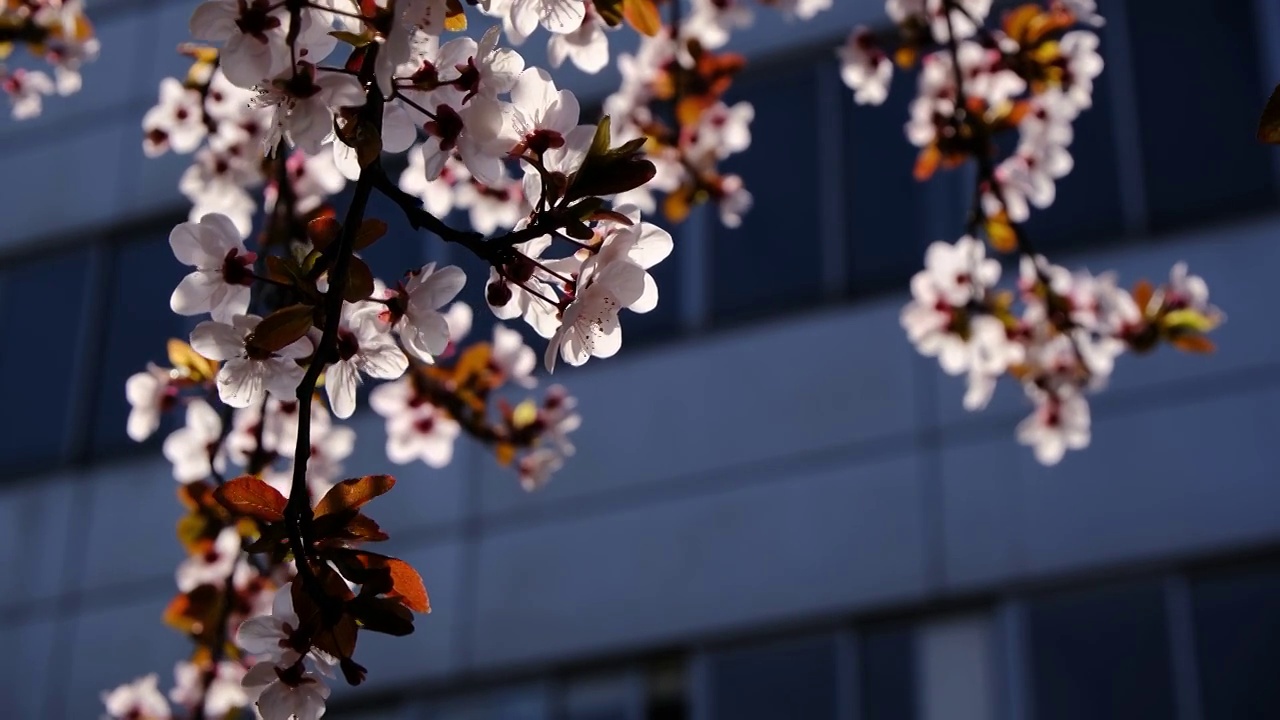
[2,0,1280,717]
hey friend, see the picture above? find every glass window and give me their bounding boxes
[1191,560,1280,719]
[562,673,639,720]
[430,684,550,720]
[707,636,838,720]
[0,247,93,472]
[622,214,682,348]
[916,615,996,720]
[860,622,918,720]
[711,60,824,323]
[88,229,189,458]
[845,65,960,296]
[1027,578,1175,720]
[359,184,428,288]
[1020,65,1125,251]
[1127,0,1276,230]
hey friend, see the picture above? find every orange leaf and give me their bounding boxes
[985,211,1018,253]
[214,475,288,523]
[445,0,467,31]
[622,0,661,36]
[314,475,396,519]
[913,145,941,181]
[495,442,516,467]
[663,187,693,224]
[387,558,430,613]
[1171,334,1216,354]
[1131,279,1154,313]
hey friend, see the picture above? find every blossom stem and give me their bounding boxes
[189,553,241,720]
[389,91,438,121]
[940,0,1094,378]
[284,45,382,595]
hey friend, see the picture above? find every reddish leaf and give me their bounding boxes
[1259,84,1280,144]
[348,595,415,636]
[265,255,297,285]
[312,612,359,661]
[350,552,429,612]
[214,475,288,522]
[314,475,396,519]
[353,218,387,251]
[343,256,376,303]
[308,216,341,251]
[313,511,390,545]
[247,304,315,354]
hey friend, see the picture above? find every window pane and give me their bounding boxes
[860,622,917,720]
[916,615,996,720]
[1020,65,1124,251]
[89,230,188,458]
[1191,560,1280,719]
[360,185,428,287]
[711,61,824,323]
[431,685,549,720]
[0,248,92,472]
[1027,579,1175,720]
[708,637,838,720]
[622,215,681,348]
[564,674,637,720]
[845,66,961,295]
[1127,0,1275,230]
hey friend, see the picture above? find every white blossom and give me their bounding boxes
[169,213,256,321]
[163,399,227,483]
[190,315,313,408]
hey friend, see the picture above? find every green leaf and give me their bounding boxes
[1163,308,1218,333]
[329,29,374,47]
[589,115,612,159]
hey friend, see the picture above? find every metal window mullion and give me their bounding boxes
[836,628,863,720]
[1100,0,1150,237]
[680,204,713,333]
[994,599,1033,720]
[1163,574,1205,720]
[687,648,715,720]
[62,240,113,464]
[816,58,849,301]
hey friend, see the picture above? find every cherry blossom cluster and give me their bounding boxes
[839,0,1221,463]
[105,0,686,716]
[85,0,1232,713]
[902,237,1221,464]
[0,0,98,118]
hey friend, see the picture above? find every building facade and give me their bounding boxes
[2,0,1280,718]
